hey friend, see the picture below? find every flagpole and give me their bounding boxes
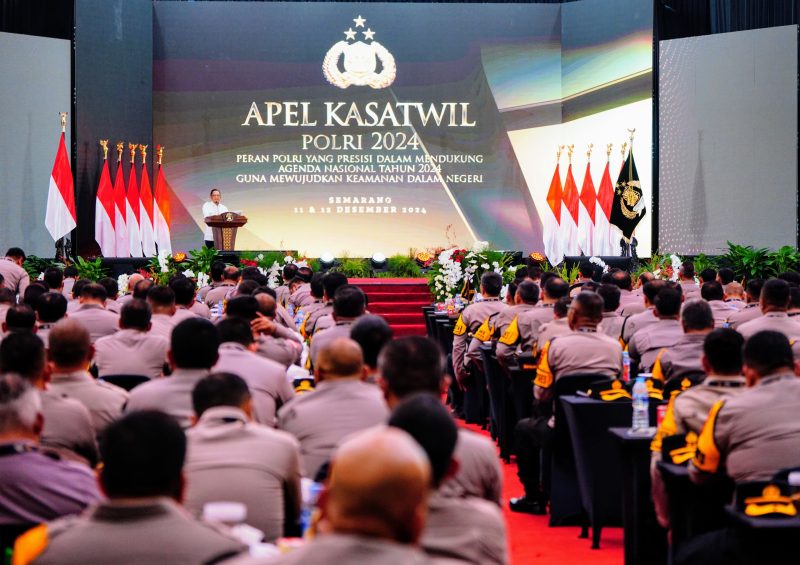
[57,112,69,260]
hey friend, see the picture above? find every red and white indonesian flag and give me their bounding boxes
[139,163,157,257]
[45,133,77,241]
[594,159,616,256]
[560,164,581,256]
[543,161,563,265]
[154,162,172,254]
[94,156,116,256]
[126,162,143,257]
[113,161,129,257]
[577,162,597,256]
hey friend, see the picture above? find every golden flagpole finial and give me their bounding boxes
[128,143,137,164]
[99,140,109,161]
[59,112,68,133]
[566,144,574,164]
[606,143,613,160]
[156,145,164,166]
[115,142,124,162]
[628,128,636,145]
[620,141,628,160]
[556,144,564,161]
[139,144,148,164]
[586,143,593,160]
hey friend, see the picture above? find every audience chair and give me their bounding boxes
[99,374,151,391]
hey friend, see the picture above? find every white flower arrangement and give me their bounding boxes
[157,249,170,273]
[266,261,282,289]
[669,254,682,282]
[117,274,130,295]
[182,269,196,279]
[589,256,607,271]
[196,272,210,290]
[283,255,294,264]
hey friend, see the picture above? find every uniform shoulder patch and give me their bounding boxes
[692,399,725,474]
[453,314,467,336]
[499,316,520,345]
[473,317,493,342]
[13,524,49,565]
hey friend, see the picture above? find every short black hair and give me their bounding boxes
[235,280,260,296]
[217,317,254,346]
[0,288,16,305]
[703,328,744,376]
[223,267,241,282]
[171,318,220,369]
[597,284,621,311]
[778,271,800,287]
[513,266,529,282]
[611,270,633,291]
[743,330,794,376]
[600,272,614,284]
[378,337,444,398]
[323,271,348,301]
[48,320,91,367]
[5,247,25,261]
[36,292,68,323]
[63,265,78,278]
[0,332,46,380]
[762,278,791,309]
[100,411,186,499]
[681,261,695,278]
[282,263,298,281]
[554,296,572,318]
[505,282,517,302]
[23,283,47,309]
[540,271,557,288]
[98,277,119,301]
[700,281,724,302]
[310,273,325,299]
[240,266,261,282]
[209,188,220,197]
[643,279,667,302]
[388,393,458,488]
[717,268,735,285]
[515,280,539,305]
[120,299,152,330]
[654,287,682,317]
[543,276,569,300]
[170,277,196,307]
[699,268,717,284]
[746,278,765,300]
[42,268,64,290]
[133,278,154,300]
[571,292,602,322]
[5,305,36,332]
[480,272,503,297]
[192,372,251,417]
[254,286,276,299]
[79,283,107,302]
[210,261,226,282]
[333,285,366,318]
[147,285,175,308]
[681,299,714,331]
[579,261,594,279]
[295,266,313,283]
[791,286,800,309]
[225,295,259,321]
[350,315,393,368]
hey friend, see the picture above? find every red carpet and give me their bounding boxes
[351,278,430,337]
[460,422,624,565]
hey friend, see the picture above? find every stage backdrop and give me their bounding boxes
[153,0,652,257]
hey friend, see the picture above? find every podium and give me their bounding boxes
[204,212,248,251]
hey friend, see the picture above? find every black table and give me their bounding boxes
[609,427,667,565]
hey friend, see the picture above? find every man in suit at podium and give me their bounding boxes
[202,189,228,248]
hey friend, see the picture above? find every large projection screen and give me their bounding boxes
[659,25,798,254]
[0,32,72,257]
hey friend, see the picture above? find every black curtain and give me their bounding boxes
[710,0,799,33]
[0,0,73,39]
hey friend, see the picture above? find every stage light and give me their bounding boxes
[319,252,335,271]
[371,252,387,272]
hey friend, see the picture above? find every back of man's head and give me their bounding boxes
[638,272,655,287]
[295,266,313,283]
[310,272,325,299]
[570,292,602,324]
[120,299,152,331]
[378,337,444,402]
[99,411,186,500]
[579,262,594,279]
[325,427,430,544]
[611,270,633,291]
[170,277,196,307]
[513,266,529,282]
[480,271,503,297]
[36,292,68,324]
[282,263,298,283]
[554,296,571,319]
[724,281,744,299]
[778,271,800,287]
[388,393,458,488]
[333,285,366,319]
[643,279,667,303]
[323,272,348,301]
[681,299,714,331]
[0,288,15,305]
[703,328,744,376]
[350,315,393,369]
[700,281,724,302]
[210,261,226,283]
[23,283,47,309]
[5,304,36,333]
[223,266,241,282]
[240,266,261,283]
[0,332,46,382]
[171,318,220,370]
[253,292,277,319]
[48,319,91,369]
[743,330,794,378]
[761,278,791,310]
[98,277,119,301]
[43,268,64,290]
[80,283,108,303]
[192,372,251,417]
[5,247,25,261]
[316,337,364,381]
[597,284,621,312]
[147,285,175,310]
[543,276,569,300]
[654,287,682,317]
[71,279,91,301]
[515,280,539,305]
[217,317,254,347]
[235,280,260,297]
[225,295,259,321]
[132,278,154,300]
[63,265,78,279]
[745,278,765,302]
[680,261,695,280]
[699,268,717,284]
[0,374,40,438]
[717,268,735,285]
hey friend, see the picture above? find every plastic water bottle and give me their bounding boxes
[631,376,650,431]
[299,479,323,536]
[622,351,631,383]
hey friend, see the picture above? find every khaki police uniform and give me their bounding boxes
[171,307,198,324]
[304,303,333,337]
[297,300,325,339]
[627,319,683,372]
[16,498,245,565]
[289,283,314,310]
[40,390,99,467]
[598,311,624,340]
[421,491,508,565]
[149,312,176,341]
[451,298,507,384]
[724,298,745,311]
[36,323,55,349]
[204,281,236,307]
[274,304,296,330]
[738,311,800,343]
[277,379,389,478]
[275,284,291,308]
[93,329,168,379]
[536,318,572,351]
[185,406,302,542]
[620,306,658,344]
[125,368,209,429]
[0,256,29,297]
[68,304,119,343]
[438,428,503,505]
[49,371,128,434]
[213,342,295,427]
[651,332,707,383]
[104,298,121,314]
[62,278,75,299]
[257,335,301,368]
[494,303,537,338]
[692,373,800,483]
[618,291,646,317]
[309,320,358,368]
[680,281,701,299]
[707,300,736,328]
[724,302,761,329]
[197,281,221,302]
[188,301,211,319]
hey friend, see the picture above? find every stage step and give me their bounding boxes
[351,278,431,337]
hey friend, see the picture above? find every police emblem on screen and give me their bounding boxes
[323,15,396,89]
